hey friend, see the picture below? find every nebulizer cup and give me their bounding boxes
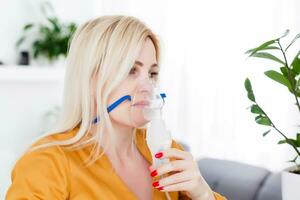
[129,79,172,169]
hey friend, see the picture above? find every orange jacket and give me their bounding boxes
[6,127,226,200]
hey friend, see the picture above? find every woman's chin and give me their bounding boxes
[131,118,150,128]
[130,109,151,128]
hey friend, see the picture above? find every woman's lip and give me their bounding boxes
[133,101,150,106]
[133,104,149,108]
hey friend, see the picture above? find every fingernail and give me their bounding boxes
[155,152,163,158]
[152,181,159,187]
[150,170,157,177]
[157,186,164,190]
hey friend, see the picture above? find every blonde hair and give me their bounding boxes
[29,15,162,167]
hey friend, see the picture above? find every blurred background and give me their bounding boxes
[1,0,300,199]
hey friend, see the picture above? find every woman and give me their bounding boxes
[6,15,226,200]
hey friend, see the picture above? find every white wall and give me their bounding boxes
[0,66,64,198]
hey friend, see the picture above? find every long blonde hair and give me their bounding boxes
[29,15,162,167]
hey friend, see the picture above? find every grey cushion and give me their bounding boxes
[197,158,282,200]
[256,173,282,200]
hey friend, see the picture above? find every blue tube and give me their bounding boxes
[92,93,166,124]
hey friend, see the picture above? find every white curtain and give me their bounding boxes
[49,0,300,171]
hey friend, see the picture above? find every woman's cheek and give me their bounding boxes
[108,103,148,128]
[129,105,150,128]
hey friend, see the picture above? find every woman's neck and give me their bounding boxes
[89,120,139,164]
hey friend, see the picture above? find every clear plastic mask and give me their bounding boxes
[129,78,163,127]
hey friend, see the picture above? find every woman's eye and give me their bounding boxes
[128,67,159,79]
[149,72,159,78]
[129,67,137,75]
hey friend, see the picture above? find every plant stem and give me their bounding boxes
[271,124,300,157]
[257,103,300,157]
[278,41,300,112]
[277,40,300,171]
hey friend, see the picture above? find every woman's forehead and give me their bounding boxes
[135,39,157,65]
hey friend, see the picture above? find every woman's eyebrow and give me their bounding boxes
[134,60,158,68]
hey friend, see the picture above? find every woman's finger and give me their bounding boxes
[158,179,198,192]
[154,170,194,188]
[155,148,193,161]
[154,160,188,177]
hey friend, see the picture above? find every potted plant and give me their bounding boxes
[244,29,300,200]
[16,2,77,66]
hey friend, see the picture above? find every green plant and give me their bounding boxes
[244,29,300,174]
[16,3,77,62]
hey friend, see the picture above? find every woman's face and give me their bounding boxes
[107,38,159,128]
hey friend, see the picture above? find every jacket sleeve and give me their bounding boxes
[5,145,70,200]
[171,139,227,200]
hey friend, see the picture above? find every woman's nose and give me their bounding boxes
[136,78,155,94]
[138,78,154,92]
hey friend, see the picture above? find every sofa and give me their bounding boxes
[197,158,282,200]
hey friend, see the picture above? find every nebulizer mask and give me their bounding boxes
[92,78,172,169]
[129,78,172,169]
[129,79,173,200]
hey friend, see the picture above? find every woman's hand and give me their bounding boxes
[148,148,216,200]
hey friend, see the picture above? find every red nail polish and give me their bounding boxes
[152,181,159,187]
[155,152,163,158]
[157,186,164,190]
[150,170,157,177]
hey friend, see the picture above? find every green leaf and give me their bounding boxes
[68,23,77,33]
[33,48,39,58]
[278,29,290,39]
[15,36,25,48]
[278,138,298,147]
[245,40,277,56]
[278,139,287,144]
[285,32,300,51]
[40,26,51,36]
[288,155,298,163]
[255,116,272,126]
[263,129,271,137]
[245,30,289,57]
[251,105,263,114]
[297,133,300,146]
[263,46,280,50]
[244,78,252,92]
[280,67,298,94]
[264,70,292,90]
[280,67,297,79]
[23,23,34,31]
[287,138,298,147]
[255,115,263,120]
[47,17,61,33]
[247,92,256,103]
[244,78,256,102]
[251,52,285,65]
[295,77,300,94]
[291,51,300,75]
